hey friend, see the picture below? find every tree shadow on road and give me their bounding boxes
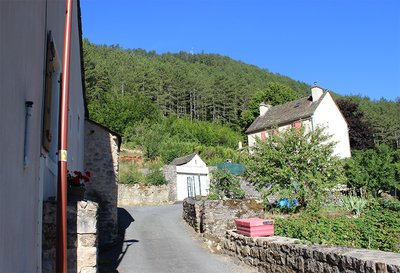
[98,208,138,273]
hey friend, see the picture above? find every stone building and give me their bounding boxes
[84,120,121,248]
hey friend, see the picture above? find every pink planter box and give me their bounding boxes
[235,218,274,237]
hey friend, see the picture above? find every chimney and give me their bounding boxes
[311,82,324,101]
[259,102,271,116]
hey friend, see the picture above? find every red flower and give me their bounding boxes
[67,169,92,187]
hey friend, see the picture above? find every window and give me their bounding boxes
[42,31,60,153]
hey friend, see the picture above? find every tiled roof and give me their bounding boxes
[170,153,197,166]
[245,92,327,134]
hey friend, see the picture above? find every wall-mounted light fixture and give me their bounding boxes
[24,101,33,167]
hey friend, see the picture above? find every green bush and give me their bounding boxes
[199,146,243,165]
[208,168,245,199]
[126,116,244,163]
[164,117,242,148]
[119,164,144,184]
[144,169,168,186]
[275,200,400,252]
[380,198,400,212]
[344,145,399,196]
[159,139,196,164]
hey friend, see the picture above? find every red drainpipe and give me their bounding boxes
[57,0,73,272]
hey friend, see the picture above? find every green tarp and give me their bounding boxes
[215,162,246,175]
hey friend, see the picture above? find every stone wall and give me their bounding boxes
[84,119,120,248]
[223,230,400,273]
[118,184,173,206]
[42,200,99,273]
[163,165,177,201]
[182,199,400,273]
[182,198,264,248]
[182,198,203,232]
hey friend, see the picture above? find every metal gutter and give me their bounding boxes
[56,0,73,272]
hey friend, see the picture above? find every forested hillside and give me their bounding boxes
[83,39,308,132]
[83,39,400,152]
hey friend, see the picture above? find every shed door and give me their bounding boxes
[176,174,208,201]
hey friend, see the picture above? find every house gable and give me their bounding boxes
[312,92,351,158]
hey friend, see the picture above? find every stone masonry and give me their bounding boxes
[222,231,400,273]
[182,198,264,249]
[42,200,99,273]
[84,119,120,248]
[163,164,178,201]
[118,184,173,206]
[182,199,400,273]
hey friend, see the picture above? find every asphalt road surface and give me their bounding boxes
[115,204,257,273]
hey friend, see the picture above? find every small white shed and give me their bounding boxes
[170,153,210,201]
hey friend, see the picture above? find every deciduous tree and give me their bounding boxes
[245,127,346,208]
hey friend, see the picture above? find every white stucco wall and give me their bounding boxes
[248,131,262,147]
[0,0,85,272]
[312,93,351,158]
[0,2,46,271]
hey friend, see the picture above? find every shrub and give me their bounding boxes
[275,200,400,252]
[379,198,400,212]
[208,168,245,199]
[119,164,144,184]
[344,145,399,196]
[159,139,196,164]
[144,169,168,186]
[130,117,244,163]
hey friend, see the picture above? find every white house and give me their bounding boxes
[169,153,210,201]
[0,0,86,271]
[245,85,351,158]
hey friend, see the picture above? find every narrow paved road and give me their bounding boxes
[115,204,256,273]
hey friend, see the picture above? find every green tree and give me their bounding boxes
[82,40,310,131]
[336,98,374,150]
[356,97,400,147]
[344,145,399,196]
[88,92,162,137]
[245,127,346,208]
[240,82,301,130]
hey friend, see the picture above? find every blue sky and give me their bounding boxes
[81,0,399,101]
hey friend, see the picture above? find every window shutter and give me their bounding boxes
[261,131,266,142]
[42,32,56,152]
[292,121,301,128]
